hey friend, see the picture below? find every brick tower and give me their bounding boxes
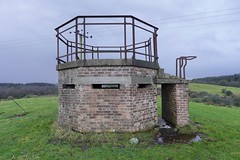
[55,15,189,132]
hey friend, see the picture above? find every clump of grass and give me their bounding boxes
[177,122,201,135]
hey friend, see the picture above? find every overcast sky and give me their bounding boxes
[1,0,240,83]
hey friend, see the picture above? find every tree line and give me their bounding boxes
[191,74,240,88]
[189,89,240,107]
[0,83,58,99]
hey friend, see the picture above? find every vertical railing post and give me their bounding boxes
[183,58,188,79]
[132,18,135,60]
[97,47,99,59]
[179,58,183,78]
[71,42,73,61]
[83,17,86,60]
[67,40,69,62]
[153,29,158,63]
[148,39,152,62]
[144,42,146,61]
[176,58,178,77]
[124,17,127,59]
[92,46,94,59]
[56,29,60,64]
[75,17,79,60]
[120,47,122,59]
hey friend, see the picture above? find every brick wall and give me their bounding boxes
[58,66,158,132]
[162,83,189,127]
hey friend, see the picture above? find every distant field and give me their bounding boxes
[190,83,240,95]
[0,95,240,159]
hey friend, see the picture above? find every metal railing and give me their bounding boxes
[55,15,159,64]
[176,56,197,79]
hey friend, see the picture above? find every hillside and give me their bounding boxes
[0,83,58,99]
[190,83,240,107]
[192,74,240,88]
[190,83,240,96]
[0,93,240,159]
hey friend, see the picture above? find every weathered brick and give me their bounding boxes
[58,66,158,132]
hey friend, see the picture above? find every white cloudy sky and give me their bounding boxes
[0,0,240,83]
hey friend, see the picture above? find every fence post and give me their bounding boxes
[124,17,127,59]
[132,18,135,60]
[83,17,86,60]
[153,29,158,63]
[75,17,79,60]
[56,29,60,64]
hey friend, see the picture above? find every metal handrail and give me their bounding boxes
[55,15,158,64]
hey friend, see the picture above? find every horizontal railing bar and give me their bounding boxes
[55,16,78,31]
[134,24,154,33]
[126,41,148,48]
[126,50,155,57]
[80,22,132,26]
[58,37,68,45]
[55,15,158,31]
[58,33,68,42]
[59,25,76,34]
[127,45,148,51]
[58,50,155,57]
[56,58,66,63]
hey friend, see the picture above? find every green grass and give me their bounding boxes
[0,94,240,159]
[190,83,240,96]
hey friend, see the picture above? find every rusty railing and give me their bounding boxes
[176,56,197,79]
[55,15,159,64]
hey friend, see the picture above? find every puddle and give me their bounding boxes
[190,135,201,143]
[156,119,202,144]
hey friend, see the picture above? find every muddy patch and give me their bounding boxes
[155,128,201,144]
[156,119,202,144]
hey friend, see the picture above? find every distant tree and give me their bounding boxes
[221,88,227,94]
[225,90,233,97]
[192,74,240,88]
[0,83,58,99]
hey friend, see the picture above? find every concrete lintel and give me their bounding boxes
[73,76,153,85]
[57,59,160,71]
[131,77,153,84]
[156,78,189,84]
[75,77,132,85]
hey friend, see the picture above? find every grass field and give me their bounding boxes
[0,84,240,159]
[190,83,240,95]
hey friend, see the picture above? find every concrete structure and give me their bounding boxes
[55,16,189,132]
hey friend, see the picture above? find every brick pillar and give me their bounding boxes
[162,83,189,127]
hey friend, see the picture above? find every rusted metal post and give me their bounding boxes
[176,58,179,77]
[145,41,147,61]
[176,56,196,79]
[149,39,152,62]
[71,41,73,61]
[183,58,188,79]
[92,46,94,59]
[67,40,69,62]
[153,29,158,63]
[120,47,122,59]
[56,29,60,64]
[179,58,183,78]
[75,17,79,60]
[132,18,135,60]
[83,17,86,60]
[124,17,127,59]
[97,47,99,59]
